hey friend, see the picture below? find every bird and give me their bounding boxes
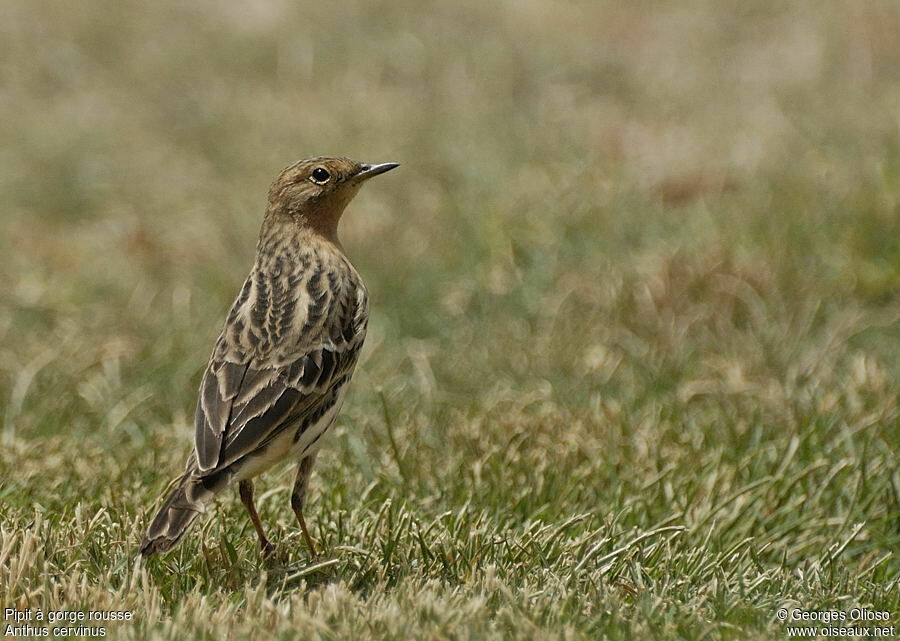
[140,156,398,557]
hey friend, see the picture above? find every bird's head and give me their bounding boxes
[265,156,399,245]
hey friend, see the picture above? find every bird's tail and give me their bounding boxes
[140,469,225,557]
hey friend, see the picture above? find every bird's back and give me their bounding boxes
[194,234,369,476]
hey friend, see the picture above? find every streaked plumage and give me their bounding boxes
[141,157,398,557]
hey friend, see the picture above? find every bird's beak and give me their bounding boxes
[353,162,400,182]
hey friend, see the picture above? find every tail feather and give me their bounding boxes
[140,471,223,556]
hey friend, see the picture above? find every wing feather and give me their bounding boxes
[195,358,249,471]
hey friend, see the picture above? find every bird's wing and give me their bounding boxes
[193,267,368,475]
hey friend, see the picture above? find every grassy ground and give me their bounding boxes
[1,1,899,639]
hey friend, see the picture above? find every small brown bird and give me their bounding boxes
[141,157,398,557]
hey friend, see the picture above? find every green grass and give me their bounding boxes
[1,1,899,639]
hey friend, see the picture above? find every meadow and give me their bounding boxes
[1,1,898,639]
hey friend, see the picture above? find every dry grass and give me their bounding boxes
[1,1,899,639]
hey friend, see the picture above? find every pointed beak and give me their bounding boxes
[354,162,400,182]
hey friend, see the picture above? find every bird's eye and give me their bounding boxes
[310,167,331,184]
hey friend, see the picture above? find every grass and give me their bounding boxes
[1,1,899,639]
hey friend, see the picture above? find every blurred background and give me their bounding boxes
[3,0,898,422]
[0,0,898,633]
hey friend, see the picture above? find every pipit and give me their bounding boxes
[140,157,398,557]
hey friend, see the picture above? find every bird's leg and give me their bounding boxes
[238,480,274,556]
[291,453,319,558]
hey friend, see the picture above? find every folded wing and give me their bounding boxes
[193,265,367,475]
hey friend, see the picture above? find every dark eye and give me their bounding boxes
[310,167,331,184]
